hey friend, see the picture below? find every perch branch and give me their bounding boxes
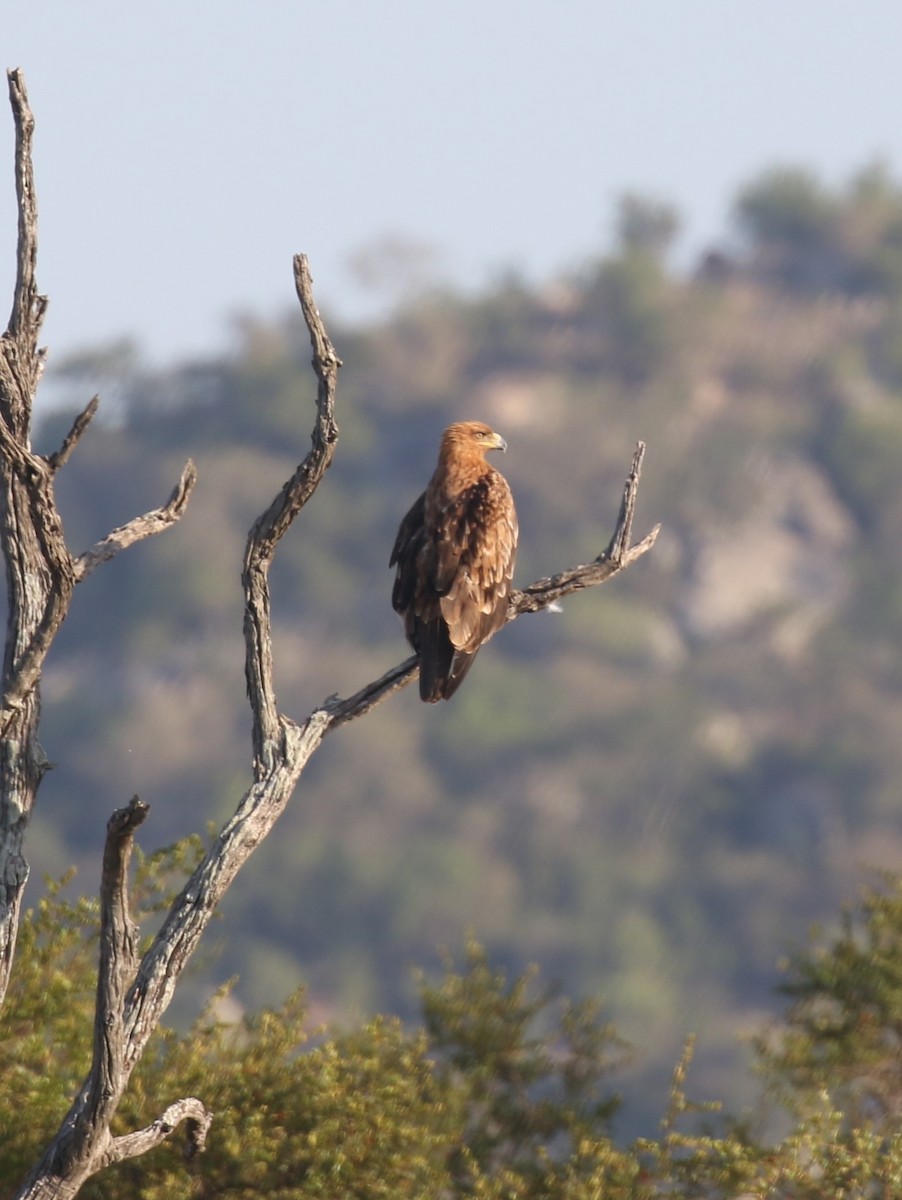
[72,459,198,582]
[510,441,659,616]
[242,253,341,771]
[322,443,658,729]
[324,655,420,728]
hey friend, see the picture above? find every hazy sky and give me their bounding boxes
[3,2,902,366]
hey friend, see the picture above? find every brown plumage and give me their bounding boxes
[391,420,518,702]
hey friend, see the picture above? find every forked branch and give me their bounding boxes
[242,253,341,770]
[511,441,660,617]
[103,1098,212,1167]
[17,798,212,1197]
[72,459,198,583]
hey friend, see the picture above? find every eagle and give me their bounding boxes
[391,420,518,702]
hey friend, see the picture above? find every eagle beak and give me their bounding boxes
[492,433,508,453]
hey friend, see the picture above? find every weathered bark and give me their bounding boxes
[3,70,657,1198]
[17,800,212,1198]
[243,255,341,771]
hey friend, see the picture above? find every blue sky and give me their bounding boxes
[3,2,902,365]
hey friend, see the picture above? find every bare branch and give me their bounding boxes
[605,439,643,560]
[510,526,660,617]
[0,412,45,475]
[0,73,71,1008]
[0,560,74,740]
[45,394,100,472]
[17,795,213,1198]
[72,459,197,583]
[16,798,151,1197]
[242,253,341,771]
[5,70,45,377]
[103,1098,212,1167]
[325,655,419,729]
[86,798,146,1134]
[120,710,329,1078]
[0,454,196,735]
[510,441,660,617]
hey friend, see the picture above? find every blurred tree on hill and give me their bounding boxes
[756,875,902,1131]
[579,198,681,383]
[616,193,681,260]
[737,161,902,296]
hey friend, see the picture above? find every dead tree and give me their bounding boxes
[0,69,659,1199]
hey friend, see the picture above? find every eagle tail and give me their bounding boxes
[418,621,477,702]
[442,648,479,700]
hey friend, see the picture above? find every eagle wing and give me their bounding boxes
[434,472,518,654]
[390,490,427,632]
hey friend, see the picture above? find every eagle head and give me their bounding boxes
[442,420,508,456]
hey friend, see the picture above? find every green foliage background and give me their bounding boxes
[8,858,902,1196]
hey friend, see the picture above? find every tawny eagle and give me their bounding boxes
[390,421,518,702]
